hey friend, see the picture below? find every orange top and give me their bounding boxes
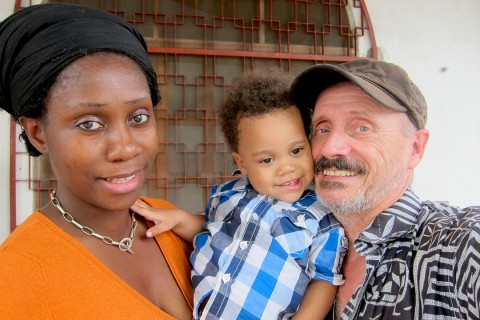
[0,197,193,319]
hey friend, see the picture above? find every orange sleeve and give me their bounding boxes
[0,252,52,319]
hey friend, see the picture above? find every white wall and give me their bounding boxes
[0,0,15,243]
[1,0,479,242]
[364,0,480,207]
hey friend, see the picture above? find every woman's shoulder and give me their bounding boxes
[138,196,177,210]
[0,211,110,277]
[140,197,194,258]
[0,215,46,250]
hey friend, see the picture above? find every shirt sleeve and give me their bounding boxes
[308,214,347,285]
[190,186,222,319]
[454,208,480,318]
[0,252,52,319]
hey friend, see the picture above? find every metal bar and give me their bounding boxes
[359,0,378,59]
[148,47,358,62]
[9,118,16,232]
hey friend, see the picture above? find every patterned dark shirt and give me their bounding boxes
[338,188,480,319]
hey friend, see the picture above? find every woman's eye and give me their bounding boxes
[77,120,104,131]
[130,114,149,125]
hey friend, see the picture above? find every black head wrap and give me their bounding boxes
[0,3,160,119]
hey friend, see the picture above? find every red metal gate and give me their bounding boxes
[10,0,376,230]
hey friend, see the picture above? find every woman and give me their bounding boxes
[0,3,192,319]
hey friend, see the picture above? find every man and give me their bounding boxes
[290,59,480,319]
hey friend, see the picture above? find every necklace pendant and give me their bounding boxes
[50,189,137,255]
[119,237,134,254]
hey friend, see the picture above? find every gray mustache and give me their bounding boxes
[314,158,368,175]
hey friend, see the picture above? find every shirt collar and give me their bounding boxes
[355,188,423,251]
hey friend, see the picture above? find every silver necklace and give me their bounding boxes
[50,189,137,254]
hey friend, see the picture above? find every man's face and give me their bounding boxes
[310,82,426,220]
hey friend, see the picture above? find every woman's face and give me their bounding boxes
[25,53,159,214]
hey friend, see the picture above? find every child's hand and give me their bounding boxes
[131,200,188,238]
[131,200,206,242]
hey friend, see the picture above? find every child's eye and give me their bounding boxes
[260,158,273,164]
[77,120,104,131]
[292,147,303,155]
[130,114,149,125]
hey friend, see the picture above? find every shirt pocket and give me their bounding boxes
[270,215,313,259]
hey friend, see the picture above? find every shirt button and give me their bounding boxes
[239,241,248,250]
[222,273,231,283]
[297,214,305,222]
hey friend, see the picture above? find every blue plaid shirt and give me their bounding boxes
[191,177,347,320]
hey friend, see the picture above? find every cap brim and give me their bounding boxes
[291,64,408,114]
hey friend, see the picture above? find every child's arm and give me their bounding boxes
[292,280,337,319]
[131,199,205,243]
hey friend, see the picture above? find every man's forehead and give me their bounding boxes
[312,84,405,121]
[314,82,379,110]
[316,81,364,100]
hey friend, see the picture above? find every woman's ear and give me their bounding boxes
[19,116,48,154]
[232,152,247,176]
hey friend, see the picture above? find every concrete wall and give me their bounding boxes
[364,0,480,207]
[0,0,16,244]
[1,0,479,241]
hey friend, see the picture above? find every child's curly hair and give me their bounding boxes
[219,69,311,152]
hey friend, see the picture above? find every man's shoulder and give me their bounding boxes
[420,201,480,228]
[416,201,480,250]
[413,202,480,317]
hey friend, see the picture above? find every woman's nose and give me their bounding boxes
[106,126,141,162]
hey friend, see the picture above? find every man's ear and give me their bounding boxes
[232,152,247,176]
[408,129,429,169]
[19,116,48,154]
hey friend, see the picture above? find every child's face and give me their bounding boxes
[233,106,314,203]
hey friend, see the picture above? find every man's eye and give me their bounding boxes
[358,126,369,132]
[78,121,103,130]
[131,114,149,125]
